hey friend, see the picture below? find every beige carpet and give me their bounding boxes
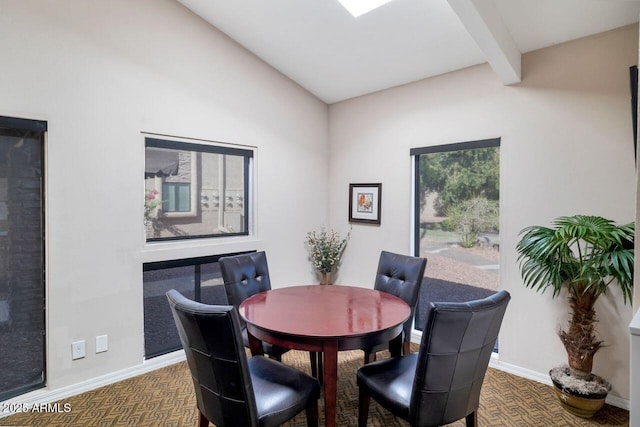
[1,347,629,426]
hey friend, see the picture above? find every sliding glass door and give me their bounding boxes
[0,117,46,400]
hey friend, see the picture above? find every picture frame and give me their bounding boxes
[349,183,381,225]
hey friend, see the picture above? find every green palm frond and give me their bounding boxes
[516,215,634,303]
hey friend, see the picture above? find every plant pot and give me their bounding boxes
[550,367,609,418]
[318,271,334,285]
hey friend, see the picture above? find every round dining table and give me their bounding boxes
[238,284,410,427]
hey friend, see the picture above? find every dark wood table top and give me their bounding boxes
[239,284,410,350]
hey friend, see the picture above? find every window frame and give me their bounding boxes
[410,137,502,353]
[145,137,253,242]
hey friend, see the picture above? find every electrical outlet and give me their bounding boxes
[72,340,86,360]
[96,335,108,353]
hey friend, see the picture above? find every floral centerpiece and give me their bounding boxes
[305,227,349,285]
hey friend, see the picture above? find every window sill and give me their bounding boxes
[141,235,263,263]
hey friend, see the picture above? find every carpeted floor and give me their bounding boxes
[0,346,628,427]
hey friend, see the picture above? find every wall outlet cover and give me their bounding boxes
[96,335,108,353]
[72,340,86,360]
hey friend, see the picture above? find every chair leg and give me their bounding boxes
[268,353,282,361]
[363,349,376,364]
[306,399,319,427]
[317,352,323,385]
[465,411,477,427]
[358,389,371,427]
[308,352,324,384]
[310,352,318,378]
[402,340,411,356]
[197,409,209,427]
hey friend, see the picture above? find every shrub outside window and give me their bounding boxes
[144,137,252,241]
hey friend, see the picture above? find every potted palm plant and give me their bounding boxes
[516,215,634,417]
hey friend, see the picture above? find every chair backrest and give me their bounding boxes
[374,251,427,341]
[219,251,272,310]
[410,290,510,426]
[166,289,259,427]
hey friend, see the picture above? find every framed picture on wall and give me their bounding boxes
[349,183,381,225]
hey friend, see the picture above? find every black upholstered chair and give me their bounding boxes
[219,251,290,361]
[167,289,320,427]
[357,290,510,427]
[363,251,427,363]
[219,251,322,378]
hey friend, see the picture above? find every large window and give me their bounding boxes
[144,137,253,241]
[411,138,500,337]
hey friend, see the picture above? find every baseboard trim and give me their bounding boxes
[0,350,186,418]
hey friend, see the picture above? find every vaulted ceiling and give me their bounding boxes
[177,0,640,104]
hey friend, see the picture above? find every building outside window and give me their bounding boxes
[144,137,253,241]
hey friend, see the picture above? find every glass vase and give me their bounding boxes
[319,271,334,285]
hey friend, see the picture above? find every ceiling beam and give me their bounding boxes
[447,0,521,85]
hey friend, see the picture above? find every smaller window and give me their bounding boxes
[162,183,191,213]
[144,137,253,241]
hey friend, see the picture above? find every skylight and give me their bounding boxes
[337,0,395,18]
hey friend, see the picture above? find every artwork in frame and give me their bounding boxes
[349,183,381,225]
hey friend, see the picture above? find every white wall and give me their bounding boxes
[328,25,638,400]
[0,0,328,390]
